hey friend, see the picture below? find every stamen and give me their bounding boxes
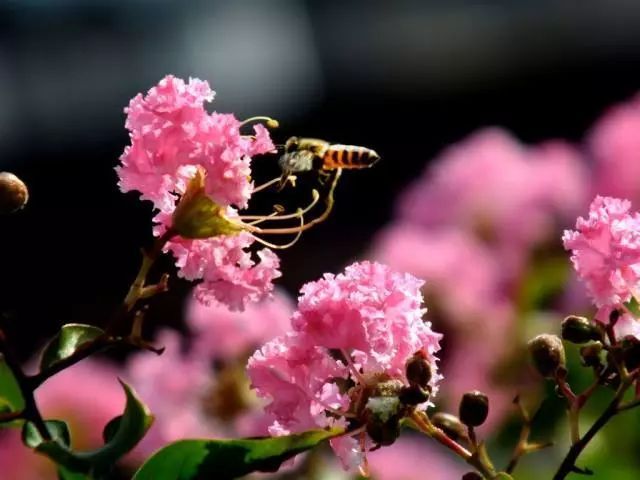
[250,169,342,235]
[252,176,282,194]
[240,190,320,223]
[239,116,279,129]
[251,213,304,250]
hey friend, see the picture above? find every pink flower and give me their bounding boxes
[370,224,503,322]
[248,261,443,470]
[398,128,587,276]
[367,437,466,479]
[117,75,273,210]
[117,75,280,311]
[0,360,124,480]
[563,196,640,318]
[186,287,293,359]
[614,312,640,341]
[166,231,281,311]
[589,93,640,206]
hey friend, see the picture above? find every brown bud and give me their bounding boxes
[399,385,430,406]
[431,412,466,441]
[459,391,489,427]
[528,334,565,378]
[579,342,603,368]
[405,349,432,389]
[364,396,403,447]
[462,473,483,480]
[0,172,28,214]
[621,335,640,371]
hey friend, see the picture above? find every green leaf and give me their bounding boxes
[0,354,24,413]
[28,380,153,475]
[133,428,343,480]
[57,466,91,480]
[22,419,71,448]
[40,324,104,371]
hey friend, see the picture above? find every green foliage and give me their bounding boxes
[23,380,152,476]
[0,355,24,410]
[39,323,104,371]
[22,419,71,448]
[133,428,343,480]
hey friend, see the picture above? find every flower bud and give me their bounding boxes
[399,385,430,406]
[561,316,600,344]
[459,391,489,427]
[0,172,28,214]
[364,396,403,446]
[621,335,640,371]
[462,473,483,480]
[579,342,603,368]
[528,334,565,378]
[405,349,432,389]
[431,412,466,441]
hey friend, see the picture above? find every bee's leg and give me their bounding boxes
[317,169,332,186]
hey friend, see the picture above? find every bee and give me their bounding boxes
[278,137,380,185]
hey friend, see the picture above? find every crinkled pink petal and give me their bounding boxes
[563,196,640,311]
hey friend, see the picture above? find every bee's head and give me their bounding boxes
[284,136,299,153]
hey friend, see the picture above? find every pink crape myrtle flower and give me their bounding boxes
[248,261,443,471]
[563,196,640,321]
[589,92,640,206]
[0,360,124,480]
[187,287,294,359]
[398,128,588,276]
[116,75,280,311]
[125,293,294,463]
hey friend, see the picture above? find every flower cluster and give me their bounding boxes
[117,75,279,310]
[248,261,442,470]
[563,196,640,320]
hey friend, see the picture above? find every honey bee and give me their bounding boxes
[278,137,380,185]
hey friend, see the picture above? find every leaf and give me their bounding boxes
[28,380,153,474]
[40,324,104,371]
[0,354,24,412]
[133,428,343,480]
[22,419,71,448]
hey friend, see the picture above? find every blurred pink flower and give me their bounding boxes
[248,261,443,470]
[124,329,212,459]
[367,436,466,479]
[0,360,124,480]
[370,224,503,322]
[125,306,291,462]
[186,287,293,359]
[613,312,640,340]
[589,93,640,206]
[117,75,280,311]
[563,196,640,320]
[398,128,588,275]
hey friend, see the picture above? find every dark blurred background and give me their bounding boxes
[2,0,640,357]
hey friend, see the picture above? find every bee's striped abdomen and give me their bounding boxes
[323,145,380,170]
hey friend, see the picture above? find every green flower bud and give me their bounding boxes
[459,391,489,427]
[528,334,565,378]
[364,396,403,446]
[561,316,600,344]
[0,172,28,214]
[431,412,466,441]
